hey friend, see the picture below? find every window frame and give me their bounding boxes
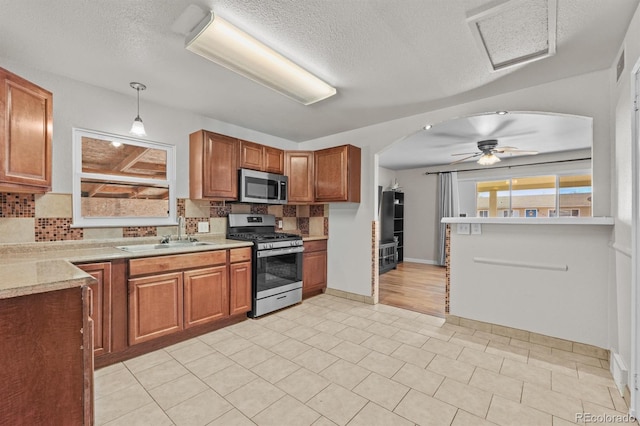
[463,167,592,219]
[72,128,177,228]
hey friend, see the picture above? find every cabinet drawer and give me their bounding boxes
[230,247,252,263]
[129,250,226,277]
[303,240,327,253]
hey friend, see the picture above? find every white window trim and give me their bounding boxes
[72,128,177,228]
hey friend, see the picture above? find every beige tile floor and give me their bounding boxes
[95,294,636,426]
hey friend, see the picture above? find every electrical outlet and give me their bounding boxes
[471,223,482,235]
[456,223,470,234]
[278,220,283,228]
[197,221,209,233]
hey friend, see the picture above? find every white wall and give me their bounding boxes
[300,69,613,297]
[0,57,298,197]
[609,0,640,392]
[395,169,438,263]
[450,224,613,347]
[378,167,397,192]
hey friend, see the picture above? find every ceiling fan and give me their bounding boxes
[450,139,538,166]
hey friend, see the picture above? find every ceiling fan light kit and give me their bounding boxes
[477,153,501,165]
[450,138,538,166]
[185,11,336,105]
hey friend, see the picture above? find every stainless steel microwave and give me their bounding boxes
[238,168,288,204]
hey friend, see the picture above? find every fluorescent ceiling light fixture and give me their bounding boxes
[477,153,501,166]
[185,12,336,105]
[467,0,557,71]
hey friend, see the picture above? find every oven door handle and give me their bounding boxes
[257,246,304,258]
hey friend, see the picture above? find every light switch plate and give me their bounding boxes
[457,223,470,234]
[197,221,209,233]
[471,223,482,235]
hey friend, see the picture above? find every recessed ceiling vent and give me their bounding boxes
[467,0,557,72]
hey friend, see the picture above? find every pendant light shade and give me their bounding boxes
[129,82,147,137]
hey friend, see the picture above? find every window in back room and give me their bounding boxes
[473,173,591,218]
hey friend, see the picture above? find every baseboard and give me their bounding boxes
[324,288,375,305]
[610,352,629,395]
[445,314,609,360]
[403,258,440,265]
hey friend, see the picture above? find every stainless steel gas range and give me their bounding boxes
[227,213,303,318]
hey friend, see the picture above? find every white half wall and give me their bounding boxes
[449,223,613,347]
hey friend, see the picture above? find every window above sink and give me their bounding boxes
[72,128,177,228]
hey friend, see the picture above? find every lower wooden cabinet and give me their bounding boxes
[229,247,252,315]
[77,262,112,357]
[0,286,93,424]
[126,248,252,346]
[184,266,228,328]
[128,272,184,345]
[303,240,327,298]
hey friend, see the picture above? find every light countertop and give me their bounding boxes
[0,235,253,299]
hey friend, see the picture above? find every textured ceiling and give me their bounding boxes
[0,0,636,147]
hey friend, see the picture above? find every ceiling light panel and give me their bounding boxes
[186,12,336,105]
[468,0,557,71]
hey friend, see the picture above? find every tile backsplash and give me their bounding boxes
[0,192,329,244]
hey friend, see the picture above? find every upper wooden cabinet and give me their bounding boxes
[190,130,238,200]
[239,139,284,174]
[0,67,52,193]
[314,144,361,203]
[285,151,314,204]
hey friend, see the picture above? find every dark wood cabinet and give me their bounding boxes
[0,286,93,424]
[239,139,285,174]
[314,144,361,203]
[0,67,52,193]
[285,151,314,203]
[303,240,327,298]
[77,262,112,357]
[190,130,238,200]
[184,266,228,328]
[229,247,252,315]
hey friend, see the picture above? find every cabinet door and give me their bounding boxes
[190,131,238,199]
[314,145,361,202]
[229,261,252,315]
[239,140,264,171]
[264,146,284,174]
[77,262,112,357]
[0,67,52,192]
[285,151,314,203]
[128,272,183,345]
[303,242,327,298]
[184,266,228,328]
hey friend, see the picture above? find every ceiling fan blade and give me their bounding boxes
[495,147,539,155]
[493,146,519,152]
[449,153,481,165]
[451,151,480,156]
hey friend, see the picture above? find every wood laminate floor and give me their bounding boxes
[379,262,446,318]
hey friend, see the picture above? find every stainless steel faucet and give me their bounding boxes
[177,216,185,241]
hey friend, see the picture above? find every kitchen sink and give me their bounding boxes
[116,241,219,252]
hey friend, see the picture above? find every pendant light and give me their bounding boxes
[129,82,147,137]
